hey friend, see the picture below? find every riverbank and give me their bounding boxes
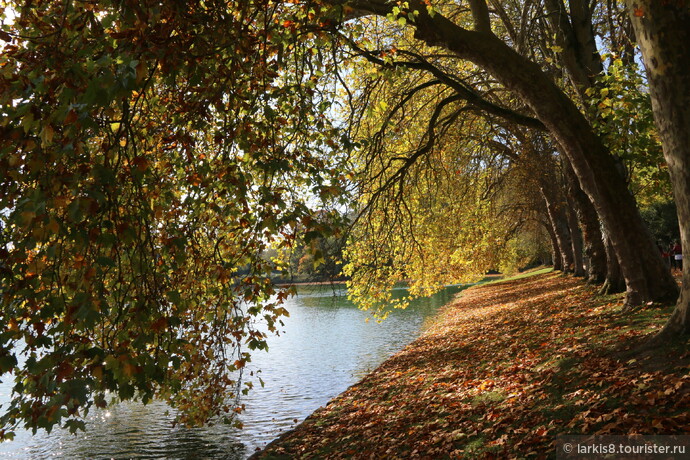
[253,271,690,458]
[274,273,507,288]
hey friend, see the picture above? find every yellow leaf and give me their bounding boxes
[39,124,54,144]
[8,154,22,167]
[20,210,35,225]
[53,196,69,208]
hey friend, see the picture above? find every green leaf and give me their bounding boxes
[0,354,18,373]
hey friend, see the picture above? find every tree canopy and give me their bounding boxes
[0,0,350,436]
[0,0,688,438]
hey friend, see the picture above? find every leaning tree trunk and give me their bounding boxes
[601,235,626,295]
[541,189,574,273]
[399,5,678,307]
[543,219,563,272]
[543,0,603,98]
[626,0,690,335]
[565,195,585,277]
[564,162,607,283]
[533,144,576,273]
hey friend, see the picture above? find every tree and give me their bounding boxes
[341,69,541,315]
[282,211,351,282]
[625,0,690,336]
[0,0,347,437]
[326,0,676,308]
[487,127,582,276]
[0,0,686,440]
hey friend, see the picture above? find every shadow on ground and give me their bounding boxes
[254,272,690,459]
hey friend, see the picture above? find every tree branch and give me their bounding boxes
[341,36,546,131]
[468,0,493,34]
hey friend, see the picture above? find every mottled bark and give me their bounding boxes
[578,195,607,283]
[564,162,606,282]
[561,153,585,277]
[627,0,690,335]
[600,235,625,295]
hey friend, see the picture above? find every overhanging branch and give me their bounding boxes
[341,35,546,131]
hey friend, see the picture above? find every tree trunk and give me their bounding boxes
[541,188,574,273]
[626,0,690,335]
[600,235,626,295]
[543,219,563,272]
[564,162,606,282]
[565,194,585,277]
[401,4,678,307]
[578,195,607,283]
[543,0,603,97]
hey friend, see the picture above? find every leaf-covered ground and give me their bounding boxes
[253,271,690,459]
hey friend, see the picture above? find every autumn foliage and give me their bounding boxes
[1,0,688,445]
[0,0,347,436]
[257,272,690,458]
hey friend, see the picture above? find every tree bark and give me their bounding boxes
[343,0,677,307]
[564,162,606,282]
[543,0,603,96]
[573,183,607,283]
[600,235,626,295]
[541,188,574,273]
[626,0,690,335]
[565,193,585,277]
[543,218,563,272]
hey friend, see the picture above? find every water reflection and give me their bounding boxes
[0,284,467,459]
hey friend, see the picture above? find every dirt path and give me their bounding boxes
[253,272,690,459]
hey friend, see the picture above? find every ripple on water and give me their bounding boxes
[0,284,467,459]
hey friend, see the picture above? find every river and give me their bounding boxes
[0,283,468,459]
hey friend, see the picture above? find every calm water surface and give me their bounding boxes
[0,284,467,459]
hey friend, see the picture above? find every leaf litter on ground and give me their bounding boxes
[254,271,690,459]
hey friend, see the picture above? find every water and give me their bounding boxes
[0,284,467,459]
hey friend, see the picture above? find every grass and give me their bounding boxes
[478,266,554,286]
